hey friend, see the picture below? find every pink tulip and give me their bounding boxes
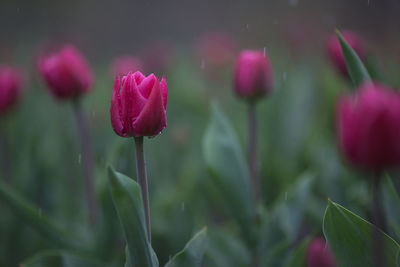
[110,71,167,138]
[109,56,142,77]
[326,30,365,77]
[234,50,273,101]
[337,83,400,171]
[38,45,93,99]
[306,238,336,267]
[0,65,23,115]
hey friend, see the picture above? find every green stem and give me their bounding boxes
[134,136,151,243]
[248,103,259,205]
[372,173,386,267]
[73,99,97,226]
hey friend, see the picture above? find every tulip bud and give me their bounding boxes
[109,56,142,77]
[337,83,400,171]
[0,65,23,115]
[326,30,365,77]
[38,45,93,100]
[234,50,273,101]
[110,71,167,138]
[306,238,336,267]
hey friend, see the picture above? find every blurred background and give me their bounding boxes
[2,0,400,266]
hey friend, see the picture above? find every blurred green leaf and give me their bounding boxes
[0,180,82,250]
[323,200,400,266]
[336,29,371,86]
[273,173,314,241]
[285,237,311,267]
[205,227,250,267]
[202,103,254,242]
[165,227,207,267]
[20,250,103,267]
[107,165,158,267]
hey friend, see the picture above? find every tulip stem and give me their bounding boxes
[0,122,10,182]
[248,103,259,205]
[372,174,386,267]
[73,99,97,226]
[134,136,151,244]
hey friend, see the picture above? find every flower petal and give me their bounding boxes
[110,76,125,136]
[160,76,168,110]
[133,80,166,137]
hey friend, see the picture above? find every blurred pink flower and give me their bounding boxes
[109,56,142,77]
[337,83,400,171]
[110,71,167,138]
[234,50,273,101]
[38,45,93,100]
[326,30,365,78]
[140,41,174,74]
[0,65,23,115]
[196,31,237,69]
[306,238,336,267]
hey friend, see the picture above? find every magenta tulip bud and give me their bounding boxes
[109,56,142,77]
[326,30,365,77]
[0,65,23,115]
[337,83,400,171]
[110,71,167,138]
[306,238,336,267]
[234,50,273,101]
[38,45,93,100]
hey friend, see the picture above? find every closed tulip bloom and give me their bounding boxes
[327,31,365,77]
[306,238,336,267]
[110,71,167,138]
[0,66,23,114]
[234,50,273,101]
[337,83,400,171]
[38,45,93,99]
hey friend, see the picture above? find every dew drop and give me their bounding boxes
[263,47,266,57]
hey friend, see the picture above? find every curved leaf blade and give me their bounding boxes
[165,227,207,267]
[20,250,103,267]
[0,180,82,250]
[323,200,400,266]
[108,165,158,267]
[202,103,254,241]
[336,29,371,87]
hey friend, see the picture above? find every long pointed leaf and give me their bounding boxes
[107,165,158,267]
[165,227,207,267]
[336,29,371,86]
[20,250,103,267]
[202,103,254,243]
[0,180,82,250]
[323,200,400,266]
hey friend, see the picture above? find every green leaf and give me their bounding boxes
[285,236,311,267]
[202,103,254,242]
[336,29,371,86]
[20,250,103,267]
[0,180,82,250]
[165,227,207,267]
[273,173,313,241]
[107,165,158,267]
[323,200,400,266]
